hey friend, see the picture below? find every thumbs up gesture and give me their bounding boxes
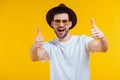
[90,18,104,39]
[34,27,44,48]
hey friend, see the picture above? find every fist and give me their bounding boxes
[34,27,44,48]
[90,19,104,39]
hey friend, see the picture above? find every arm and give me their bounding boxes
[89,19,108,52]
[30,27,48,62]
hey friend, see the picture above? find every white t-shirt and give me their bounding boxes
[43,35,94,80]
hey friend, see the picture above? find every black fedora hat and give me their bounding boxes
[46,4,77,30]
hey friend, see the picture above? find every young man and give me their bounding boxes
[30,4,108,80]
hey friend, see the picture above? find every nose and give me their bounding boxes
[59,21,64,26]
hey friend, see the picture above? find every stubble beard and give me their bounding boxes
[54,27,69,39]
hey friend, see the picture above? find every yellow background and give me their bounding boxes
[0,0,120,80]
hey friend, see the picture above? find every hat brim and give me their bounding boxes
[46,4,77,30]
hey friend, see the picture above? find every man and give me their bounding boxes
[30,4,108,80]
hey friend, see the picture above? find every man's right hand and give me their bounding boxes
[33,27,44,48]
[30,27,48,62]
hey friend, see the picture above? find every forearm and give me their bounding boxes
[99,37,108,52]
[30,45,40,61]
[30,45,48,62]
[89,37,108,52]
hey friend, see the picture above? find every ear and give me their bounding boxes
[69,21,72,28]
[51,21,54,27]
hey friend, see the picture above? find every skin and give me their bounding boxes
[30,13,108,61]
[51,13,72,42]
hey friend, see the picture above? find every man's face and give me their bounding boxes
[51,13,72,38]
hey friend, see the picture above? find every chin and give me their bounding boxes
[57,34,67,38]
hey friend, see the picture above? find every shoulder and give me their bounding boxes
[43,39,56,46]
[73,35,94,46]
[72,34,93,40]
[80,35,93,40]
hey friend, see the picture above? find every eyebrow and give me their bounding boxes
[54,19,69,20]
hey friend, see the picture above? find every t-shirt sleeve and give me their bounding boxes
[82,35,94,51]
[42,42,51,56]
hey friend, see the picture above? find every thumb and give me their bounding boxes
[37,27,41,36]
[91,18,96,28]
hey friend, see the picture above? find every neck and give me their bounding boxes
[57,33,72,42]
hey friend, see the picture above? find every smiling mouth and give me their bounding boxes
[57,27,65,32]
[58,29,65,32]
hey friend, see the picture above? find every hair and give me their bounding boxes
[51,9,72,21]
